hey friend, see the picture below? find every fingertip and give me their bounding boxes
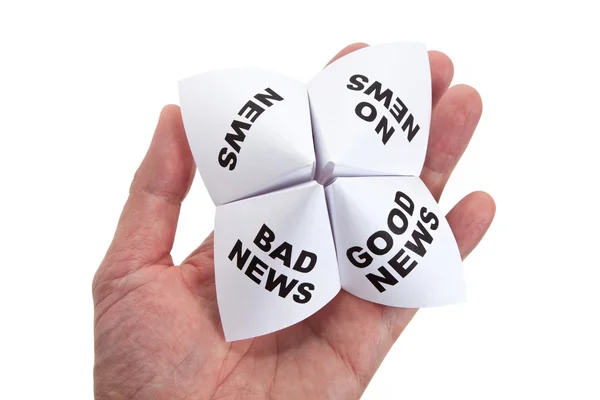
[345,42,369,52]
[327,42,369,66]
[447,191,496,260]
[468,191,496,231]
[161,103,181,115]
[452,84,483,117]
[429,50,454,75]
[473,190,496,215]
[157,104,183,132]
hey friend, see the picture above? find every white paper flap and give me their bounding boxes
[183,43,464,340]
[308,43,431,183]
[326,176,464,307]
[214,181,341,341]
[179,69,316,205]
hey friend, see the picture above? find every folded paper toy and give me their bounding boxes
[179,42,464,341]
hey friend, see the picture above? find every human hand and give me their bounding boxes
[93,43,495,399]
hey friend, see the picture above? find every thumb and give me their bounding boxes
[94,105,195,289]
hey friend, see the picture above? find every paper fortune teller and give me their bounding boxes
[179,42,465,341]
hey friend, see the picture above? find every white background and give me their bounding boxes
[1,1,598,398]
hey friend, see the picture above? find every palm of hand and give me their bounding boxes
[93,43,495,400]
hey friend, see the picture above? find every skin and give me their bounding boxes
[93,43,496,399]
